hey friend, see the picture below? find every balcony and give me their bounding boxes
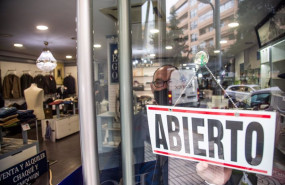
[199,30,215,42]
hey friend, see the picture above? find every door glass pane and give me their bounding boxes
[130,0,285,184]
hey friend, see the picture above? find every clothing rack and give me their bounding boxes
[22,70,32,75]
[34,71,43,76]
[5,69,17,75]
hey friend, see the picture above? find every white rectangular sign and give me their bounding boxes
[146,105,276,176]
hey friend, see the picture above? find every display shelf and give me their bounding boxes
[97,112,121,153]
[41,114,79,141]
[0,138,39,171]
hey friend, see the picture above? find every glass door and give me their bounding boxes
[83,0,285,184]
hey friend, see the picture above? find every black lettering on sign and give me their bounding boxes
[167,115,181,151]
[155,114,168,149]
[192,118,206,156]
[183,117,190,154]
[208,119,224,159]
[245,122,264,166]
[226,121,243,162]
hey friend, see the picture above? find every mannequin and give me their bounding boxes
[24,83,45,120]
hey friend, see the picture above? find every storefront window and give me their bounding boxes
[94,0,285,184]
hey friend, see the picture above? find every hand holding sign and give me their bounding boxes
[196,161,232,185]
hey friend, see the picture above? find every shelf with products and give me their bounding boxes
[97,112,121,153]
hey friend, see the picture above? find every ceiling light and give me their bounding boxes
[228,22,239,28]
[214,50,220,53]
[66,55,72,59]
[14,43,23,47]
[93,44,101,48]
[149,53,156,57]
[220,40,227,44]
[36,25,48,30]
[36,41,57,72]
[150,29,159,34]
[165,45,173,50]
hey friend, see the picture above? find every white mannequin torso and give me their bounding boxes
[24,83,45,120]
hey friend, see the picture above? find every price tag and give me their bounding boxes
[21,123,31,131]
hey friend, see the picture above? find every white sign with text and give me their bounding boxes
[146,105,276,175]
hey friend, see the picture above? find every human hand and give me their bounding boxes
[196,162,232,185]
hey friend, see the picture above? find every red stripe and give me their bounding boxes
[154,150,268,174]
[148,107,271,119]
[239,113,271,118]
[148,107,169,111]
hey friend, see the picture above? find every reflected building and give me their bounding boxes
[172,0,238,57]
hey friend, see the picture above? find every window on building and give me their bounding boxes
[198,0,213,10]
[220,0,234,13]
[199,42,206,48]
[176,1,189,14]
[199,28,206,35]
[206,38,214,46]
[191,33,198,42]
[190,0,197,6]
[181,24,188,31]
[198,11,213,23]
[179,12,188,23]
[190,9,197,18]
[191,45,197,53]
[190,21,198,30]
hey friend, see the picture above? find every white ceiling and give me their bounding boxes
[0,0,118,65]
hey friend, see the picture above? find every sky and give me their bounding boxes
[166,0,179,21]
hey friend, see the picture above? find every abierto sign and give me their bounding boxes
[146,105,276,175]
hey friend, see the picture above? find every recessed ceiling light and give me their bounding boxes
[220,40,228,44]
[165,45,173,50]
[36,25,48,30]
[66,55,72,59]
[150,29,159,34]
[93,44,101,48]
[149,53,156,57]
[214,50,220,53]
[228,22,239,28]
[14,43,23,47]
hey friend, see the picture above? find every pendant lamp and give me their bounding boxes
[36,41,57,72]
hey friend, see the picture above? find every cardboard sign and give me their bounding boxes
[146,105,276,175]
[0,151,48,185]
[21,123,31,131]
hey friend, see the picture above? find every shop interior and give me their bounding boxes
[1,0,285,184]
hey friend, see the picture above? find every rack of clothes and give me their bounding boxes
[63,74,76,95]
[1,70,57,99]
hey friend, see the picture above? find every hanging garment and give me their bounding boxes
[44,75,57,94]
[63,75,76,94]
[34,74,46,92]
[20,73,34,95]
[3,74,22,99]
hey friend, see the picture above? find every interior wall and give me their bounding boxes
[0,61,45,83]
